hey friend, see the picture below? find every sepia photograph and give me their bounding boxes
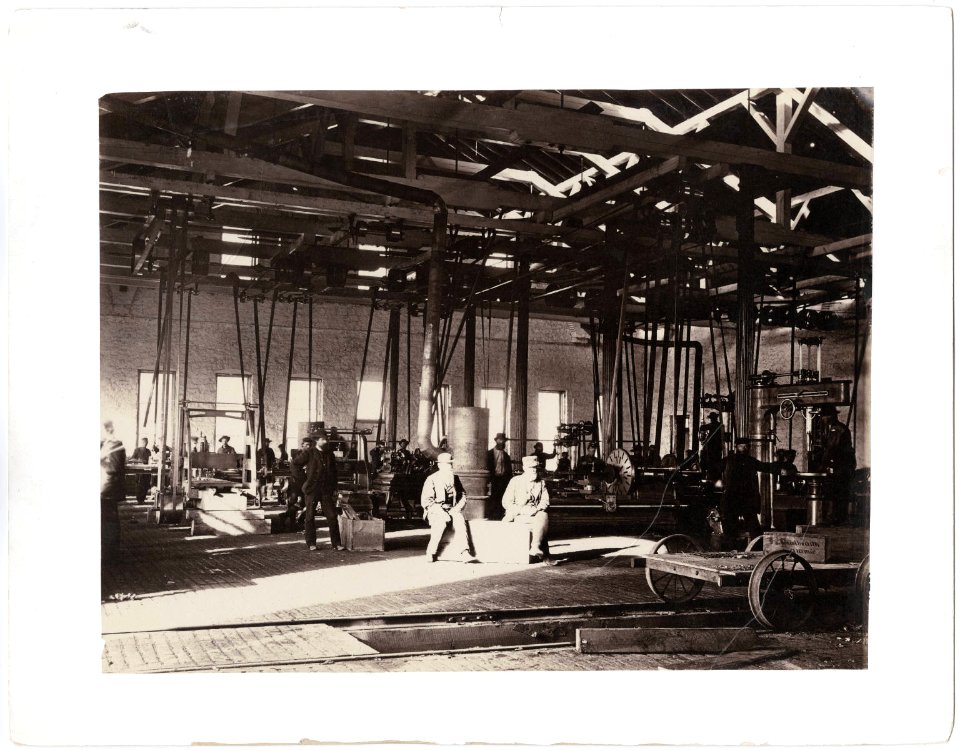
[98,86,875,673]
[6,5,954,748]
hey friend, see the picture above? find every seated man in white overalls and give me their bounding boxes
[502,456,554,563]
[421,452,473,563]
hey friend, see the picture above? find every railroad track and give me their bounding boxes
[103,596,769,673]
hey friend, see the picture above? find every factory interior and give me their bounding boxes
[4,6,955,747]
[95,87,882,675]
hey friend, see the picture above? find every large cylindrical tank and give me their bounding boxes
[447,406,491,519]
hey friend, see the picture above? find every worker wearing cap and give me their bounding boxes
[502,456,553,562]
[719,438,780,544]
[486,432,513,519]
[577,441,604,474]
[392,438,412,473]
[813,405,856,524]
[530,441,557,472]
[217,435,237,455]
[421,452,472,563]
[257,438,277,503]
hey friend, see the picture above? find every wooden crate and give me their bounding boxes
[794,525,869,562]
[765,526,869,563]
[338,516,385,551]
[762,532,829,562]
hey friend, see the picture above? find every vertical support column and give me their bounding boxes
[464,305,476,407]
[775,92,794,228]
[511,259,530,452]
[387,305,401,445]
[600,258,620,454]
[402,124,418,179]
[734,167,757,441]
[340,113,358,171]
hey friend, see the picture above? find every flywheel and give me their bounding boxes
[603,448,635,497]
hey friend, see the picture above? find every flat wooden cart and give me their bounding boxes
[632,533,869,631]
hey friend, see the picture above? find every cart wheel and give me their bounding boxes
[748,550,818,631]
[745,535,764,552]
[645,534,705,604]
[855,555,870,628]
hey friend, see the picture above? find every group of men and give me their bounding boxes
[422,450,554,564]
[710,405,855,543]
[103,402,856,566]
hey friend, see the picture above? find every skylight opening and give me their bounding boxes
[220,254,254,267]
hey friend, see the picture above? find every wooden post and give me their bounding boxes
[402,124,417,179]
[775,96,793,229]
[341,113,357,171]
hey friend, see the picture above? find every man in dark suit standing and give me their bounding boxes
[300,435,342,552]
[720,438,780,545]
[486,432,512,519]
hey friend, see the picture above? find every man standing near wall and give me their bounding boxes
[301,434,342,552]
[486,432,512,519]
[130,437,153,502]
[719,438,780,545]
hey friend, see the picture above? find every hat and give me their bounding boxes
[219,436,230,443]
[263,438,271,444]
[734,437,750,446]
[494,432,508,442]
[521,456,539,470]
[398,438,409,445]
[820,405,839,415]
[708,412,720,421]
[436,452,453,464]
[301,436,316,445]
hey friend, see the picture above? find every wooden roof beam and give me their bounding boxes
[257,91,871,188]
[811,233,871,258]
[546,156,685,223]
[515,89,778,135]
[783,87,873,164]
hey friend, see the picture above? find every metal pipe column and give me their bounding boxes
[734,167,758,441]
[387,305,401,446]
[511,258,530,451]
[415,205,449,457]
[463,305,476,407]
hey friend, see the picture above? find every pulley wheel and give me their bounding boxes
[779,398,797,420]
[748,550,818,631]
[603,448,635,497]
[645,534,705,604]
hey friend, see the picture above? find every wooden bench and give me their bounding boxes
[437,520,532,564]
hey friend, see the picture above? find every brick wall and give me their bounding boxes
[101,284,870,468]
